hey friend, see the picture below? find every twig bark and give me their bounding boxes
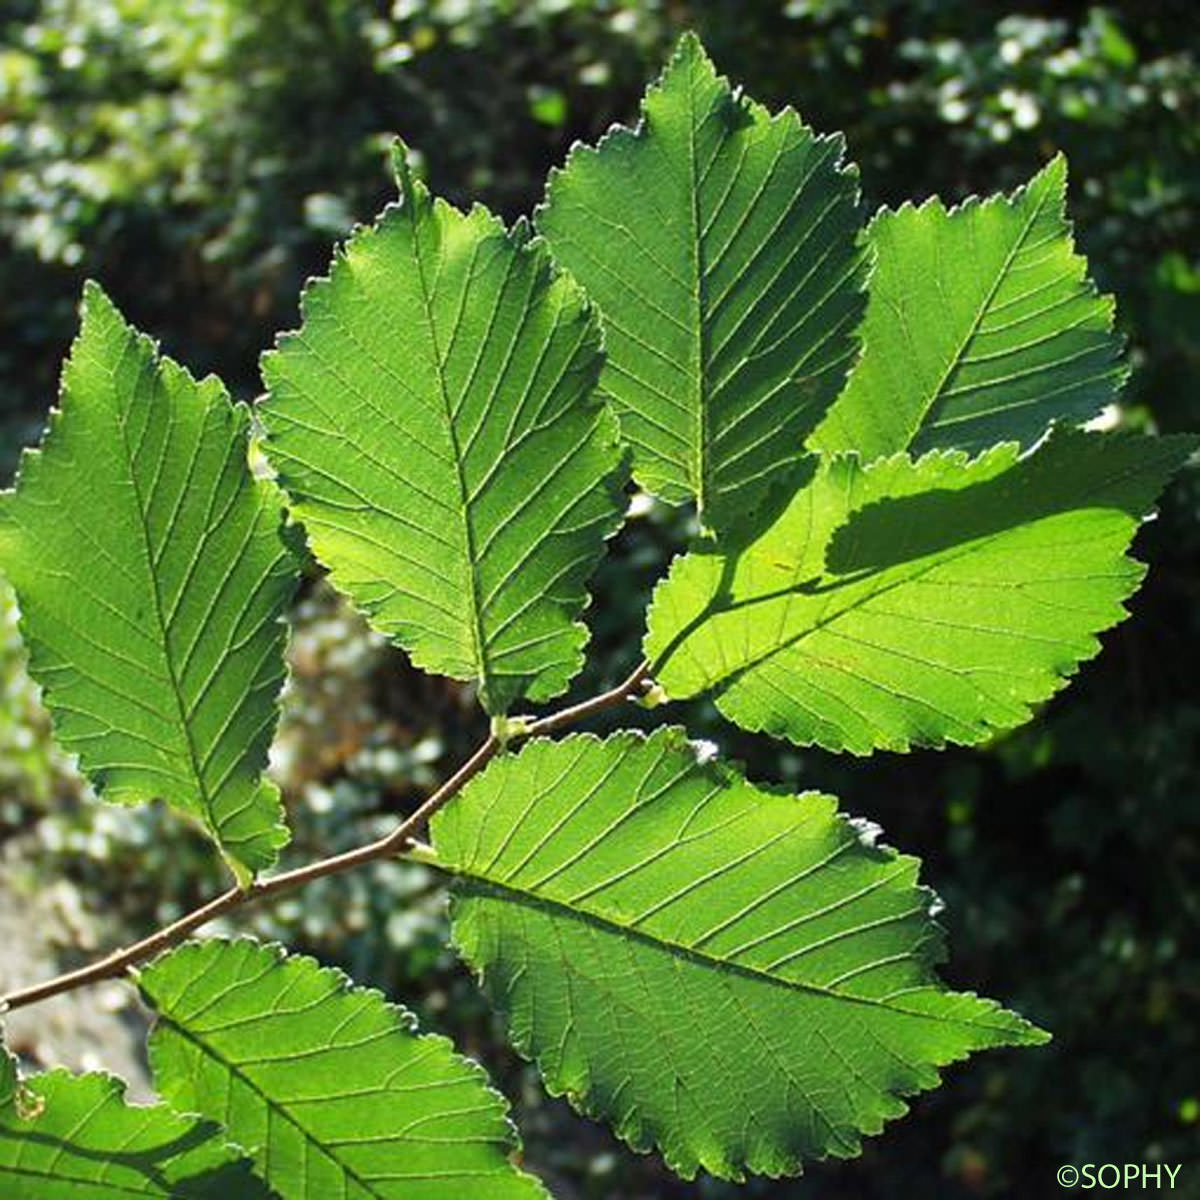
[1,661,651,1014]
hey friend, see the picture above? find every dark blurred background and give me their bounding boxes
[1,2,1197,1197]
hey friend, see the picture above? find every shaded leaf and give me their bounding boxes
[0,1048,270,1199]
[432,729,1045,1180]
[538,33,868,535]
[812,157,1125,460]
[646,428,1195,753]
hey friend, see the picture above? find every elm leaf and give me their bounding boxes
[262,147,625,715]
[0,284,296,880]
[812,157,1126,460]
[645,428,1196,753]
[538,33,868,535]
[138,938,548,1200]
[0,1047,270,1198]
[432,729,1046,1180]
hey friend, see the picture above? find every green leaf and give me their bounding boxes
[812,157,1126,460]
[537,33,868,535]
[0,1047,271,1198]
[0,284,296,880]
[137,938,548,1200]
[262,147,625,715]
[431,729,1045,1180]
[646,428,1195,753]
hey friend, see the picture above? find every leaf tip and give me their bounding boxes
[1024,151,1069,209]
[673,29,707,62]
[390,137,420,210]
[1024,1020,1054,1047]
[77,278,125,336]
[79,276,110,310]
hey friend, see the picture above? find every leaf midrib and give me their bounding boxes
[902,180,1054,448]
[110,351,222,855]
[446,873,1022,1037]
[157,1017,387,1199]
[684,52,711,527]
[406,202,493,710]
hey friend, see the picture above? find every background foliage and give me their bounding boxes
[1,2,1196,1196]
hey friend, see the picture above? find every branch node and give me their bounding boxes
[490,713,534,747]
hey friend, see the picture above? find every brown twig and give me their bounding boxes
[0,661,651,1013]
[524,659,651,738]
